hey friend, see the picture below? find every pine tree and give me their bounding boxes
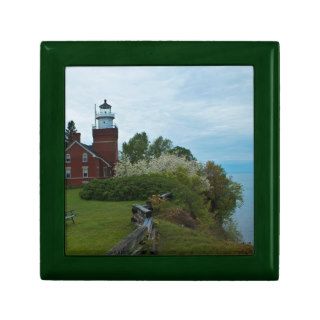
[65,120,77,147]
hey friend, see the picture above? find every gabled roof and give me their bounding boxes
[65,140,112,167]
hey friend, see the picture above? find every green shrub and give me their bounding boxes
[80,174,185,201]
[80,173,208,219]
[166,167,207,217]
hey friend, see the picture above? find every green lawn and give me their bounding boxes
[65,189,137,255]
[65,189,253,256]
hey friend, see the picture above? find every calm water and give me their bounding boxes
[230,173,254,244]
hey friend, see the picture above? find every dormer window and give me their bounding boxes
[66,154,71,163]
[82,153,88,163]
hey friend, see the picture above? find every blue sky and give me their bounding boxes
[66,66,253,173]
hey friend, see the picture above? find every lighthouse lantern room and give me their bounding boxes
[95,99,115,129]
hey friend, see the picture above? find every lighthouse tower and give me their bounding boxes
[95,99,115,129]
[92,99,118,170]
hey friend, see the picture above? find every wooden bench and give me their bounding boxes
[65,210,76,224]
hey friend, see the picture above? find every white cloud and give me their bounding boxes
[66,66,253,169]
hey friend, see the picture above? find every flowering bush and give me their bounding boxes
[115,154,210,192]
[116,154,197,176]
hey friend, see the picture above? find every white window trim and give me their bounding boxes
[82,166,88,178]
[66,141,111,167]
[65,167,71,178]
[82,153,88,163]
[66,153,71,163]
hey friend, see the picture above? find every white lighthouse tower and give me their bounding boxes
[95,99,115,129]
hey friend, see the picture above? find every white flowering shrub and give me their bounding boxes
[115,154,210,192]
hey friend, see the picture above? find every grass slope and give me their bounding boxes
[156,219,253,255]
[65,189,253,256]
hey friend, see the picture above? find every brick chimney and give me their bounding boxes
[71,132,81,143]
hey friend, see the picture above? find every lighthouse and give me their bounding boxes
[92,99,118,170]
[95,99,115,129]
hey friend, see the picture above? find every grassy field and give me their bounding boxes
[65,189,137,255]
[65,189,253,255]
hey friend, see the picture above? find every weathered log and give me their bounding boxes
[130,245,144,256]
[107,218,153,255]
[133,204,152,218]
[131,204,153,226]
[160,192,173,200]
[107,225,148,255]
[131,213,144,225]
[143,217,153,233]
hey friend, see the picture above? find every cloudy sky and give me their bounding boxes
[66,66,253,173]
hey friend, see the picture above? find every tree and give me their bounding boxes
[148,136,173,158]
[204,161,243,227]
[121,132,196,164]
[65,120,77,146]
[169,146,196,161]
[121,132,149,163]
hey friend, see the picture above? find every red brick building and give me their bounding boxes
[65,100,118,187]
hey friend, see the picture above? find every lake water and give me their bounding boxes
[229,172,254,244]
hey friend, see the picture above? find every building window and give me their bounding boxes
[66,154,71,163]
[82,166,88,178]
[65,167,71,178]
[82,153,88,163]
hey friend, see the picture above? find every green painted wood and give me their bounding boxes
[40,41,279,280]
